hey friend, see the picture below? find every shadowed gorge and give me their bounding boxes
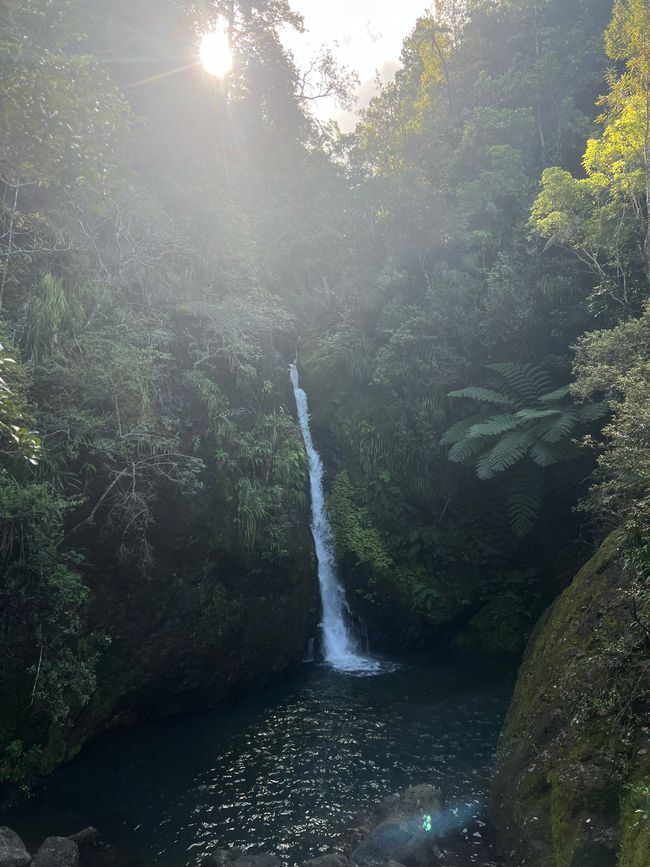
[0,1,648,866]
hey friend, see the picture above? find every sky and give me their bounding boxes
[283,0,431,130]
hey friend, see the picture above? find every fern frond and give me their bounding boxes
[537,408,579,443]
[440,414,483,445]
[488,362,551,405]
[468,413,522,438]
[447,436,487,463]
[538,385,571,403]
[515,408,561,420]
[576,401,608,424]
[529,440,567,467]
[506,463,543,537]
[447,387,514,406]
[476,430,534,480]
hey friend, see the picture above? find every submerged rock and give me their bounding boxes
[351,785,444,867]
[67,829,98,850]
[0,827,30,867]
[202,850,242,867]
[202,852,280,867]
[32,837,80,867]
[301,855,348,867]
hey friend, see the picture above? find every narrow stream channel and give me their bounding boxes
[6,654,513,866]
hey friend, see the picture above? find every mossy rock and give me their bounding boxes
[490,532,650,867]
[619,776,650,867]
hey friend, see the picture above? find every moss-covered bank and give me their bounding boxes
[490,533,650,867]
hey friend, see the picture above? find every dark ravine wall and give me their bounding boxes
[490,533,650,867]
[1,450,319,796]
[62,523,319,765]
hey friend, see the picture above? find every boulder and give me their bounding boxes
[351,785,444,867]
[490,533,650,867]
[32,837,79,867]
[67,829,99,850]
[0,828,30,867]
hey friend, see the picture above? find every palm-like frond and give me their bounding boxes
[487,362,551,406]
[447,386,514,406]
[468,413,522,438]
[507,464,543,537]
[536,408,579,443]
[440,414,484,445]
[442,361,608,536]
[529,440,570,467]
[448,435,489,463]
[515,408,562,420]
[576,401,608,424]
[538,385,571,403]
[476,430,534,480]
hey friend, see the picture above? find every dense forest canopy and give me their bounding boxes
[0,1,648,834]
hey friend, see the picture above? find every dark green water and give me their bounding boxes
[6,654,513,866]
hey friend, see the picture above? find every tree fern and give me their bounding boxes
[487,362,551,405]
[440,414,483,445]
[468,413,521,438]
[476,430,535,480]
[447,386,514,406]
[529,440,569,467]
[442,362,607,536]
[448,435,488,463]
[506,464,543,538]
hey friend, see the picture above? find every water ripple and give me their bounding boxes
[6,654,513,867]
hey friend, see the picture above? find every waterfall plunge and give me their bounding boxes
[290,363,380,674]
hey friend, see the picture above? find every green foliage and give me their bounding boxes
[531,0,650,313]
[442,363,606,535]
[219,412,308,555]
[328,471,392,572]
[1,0,649,795]
[0,340,40,465]
[0,477,101,782]
[573,304,650,536]
[0,0,328,784]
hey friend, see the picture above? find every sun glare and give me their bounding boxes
[200,30,232,78]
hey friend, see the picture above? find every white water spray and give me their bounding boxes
[290,363,380,674]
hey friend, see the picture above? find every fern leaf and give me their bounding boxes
[476,430,534,480]
[468,413,522,438]
[447,387,514,406]
[529,440,565,467]
[488,362,551,405]
[506,463,543,537]
[576,401,608,424]
[537,408,579,443]
[537,385,571,403]
[440,414,484,445]
[448,436,487,463]
[515,408,561,420]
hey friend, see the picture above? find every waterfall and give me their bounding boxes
[290,362,378,673]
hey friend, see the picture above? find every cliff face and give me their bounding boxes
[0,371,320,791]
[37,493,319,775]
[490,533,650,867]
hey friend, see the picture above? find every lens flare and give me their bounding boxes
[200,30,232,78]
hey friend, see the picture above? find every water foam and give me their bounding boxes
[290,362,384,675]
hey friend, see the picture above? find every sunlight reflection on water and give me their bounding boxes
[7,655,513,867]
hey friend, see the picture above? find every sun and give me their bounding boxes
[200,30,232,78]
